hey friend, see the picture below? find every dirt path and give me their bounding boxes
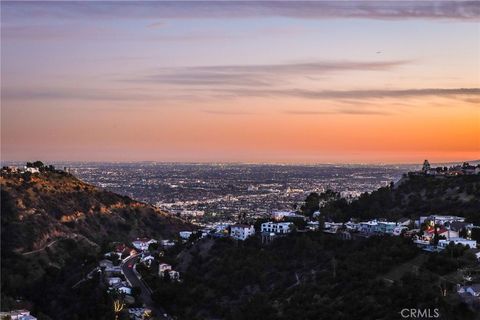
[22,233,98,256]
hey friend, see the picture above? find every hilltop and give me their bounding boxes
[1,165,192,253]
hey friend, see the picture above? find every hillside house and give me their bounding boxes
[168,270,180,281]
[376,222,397,234]
[261,222,293,234]
[359,221,378,234]
[230,224,255,241]
[132,238,157,251]
[128,308,152,320]
[110,282,132,295]
[179,231,193,240]
[107,277,122,286]
[324,222,343,234]
[140,255,155,267]
[158,263,172,276]
[0,310,37,320]
[458,284,480,297]
[271,211,303,221]
[438,238,477,249]
[397,218,412,226]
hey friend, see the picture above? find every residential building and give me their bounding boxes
[140,255,155,267]
[104,265,122,273]
[179,231,193,240]
[230,224,255,241]
[393,226,409,236]
[376,222,397,234]
[168,270,180,281]
[345,221,359,231]
[161,239,175,248]
[458,284,480,297]
[111,282,132,295]
[99,259,113,268]
[446,221,469,232]
[420,215,465,226]
[24,167,40,174]
[0,310,37,320]
[131,238,157,251]
[307,221,320,231]
[271,211,303,221]
[128,308,152,320]
[323,222,343,234]
[423,228,459,241]
[359,220,378,234]
[261,222,293,234]
[397,218,412,226]
[438,238,477,248]
[107,277,122,286]
[158,263,172,276]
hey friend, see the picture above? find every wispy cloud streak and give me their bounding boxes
[284,109,391,115]
[129,60,410,87]
[2,1,479,22]
[218,87,480,100]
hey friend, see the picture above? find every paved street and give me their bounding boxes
[121,255,171,319]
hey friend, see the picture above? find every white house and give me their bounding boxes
[107,277,122,286]
[111,282,132,295]
[168,270,180,281]
[397,218,412,226]
[323,222,343,234]
[24,167,40,174]
[128,308,152,320]
[158,263,172,276]
[0,310,37,320]
[457,284,480,297]
[131,238,157,251]
[261,222,293,234]
[271,211,300,221]
[161,239,175,248]
[105,265,122,273]
[179,231,193,240]
[140,255,155,267]
[345,221,360,231]
[99,259,113,268]
[393,226,409,236]
[359,220,378,234]
[438,237,477,248]
[420,215,465,226]
[307,221,320,231]
[230,224,255,241]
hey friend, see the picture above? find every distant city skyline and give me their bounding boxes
[1,1,479,163]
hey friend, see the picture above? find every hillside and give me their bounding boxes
[0,167,194,319]
[1,169,192,253]
[149,235,477,320]
[320,173,480,222]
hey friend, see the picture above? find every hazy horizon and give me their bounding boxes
[2,1,479,163]
[2,158,478,167]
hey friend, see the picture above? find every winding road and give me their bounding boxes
[121,254,172,319]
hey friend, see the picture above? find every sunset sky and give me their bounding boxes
[1,1,479,164]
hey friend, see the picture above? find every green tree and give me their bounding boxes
[301,192,320,217]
